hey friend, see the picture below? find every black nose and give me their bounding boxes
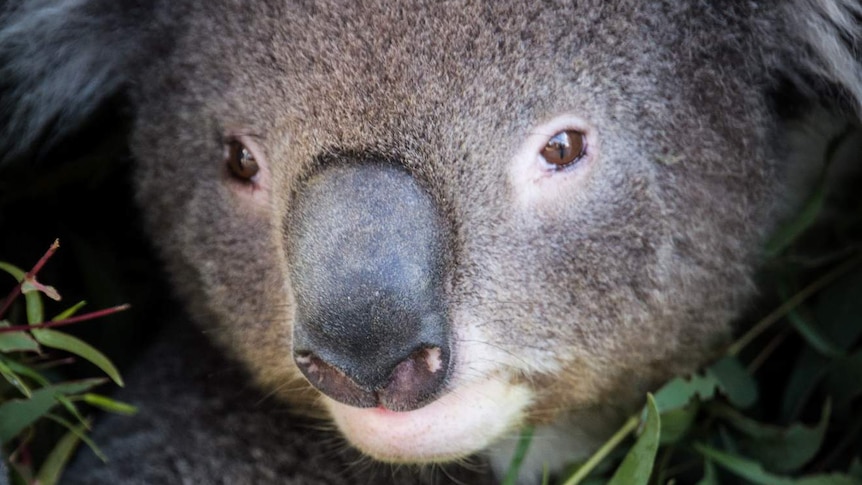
[287,161,450,412]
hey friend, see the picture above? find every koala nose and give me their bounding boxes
[287,162,450,412]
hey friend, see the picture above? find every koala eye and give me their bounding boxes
[225,140,259,180]
[540,130,586,168]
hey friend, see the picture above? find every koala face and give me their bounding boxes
[3,0,859,477]
[128,1,788,464]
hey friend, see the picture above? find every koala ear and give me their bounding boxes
[0,0,161,164]
[785,0,862,117]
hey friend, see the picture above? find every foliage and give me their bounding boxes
[0,241,134,485]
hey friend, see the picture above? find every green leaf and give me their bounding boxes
[652,371,721,413]
[0,358,31,397]
[502,426,534,485]
[23,285,43,325]
[35,422,85,485]
[82,393,138,416]
[787,305,845,358]
[51,300,86,321]
[0,330,40,353]
[1,358,50,386]
[45,414,105,462]
[707,356,758,408]
[659,402,699,445]
[0,261,25,281]
[607,394,661,485]
[781,348,829,422]
[31,329,124,386]
[55,394,89,429]
[694,443,862,485]
[710,400,831,473]
[0,379,105,442]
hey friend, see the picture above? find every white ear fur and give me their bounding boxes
[786,0,862,117]
[0,0,149,163]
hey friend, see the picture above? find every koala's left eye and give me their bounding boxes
[540,130,586,168]
[225,140,259,180]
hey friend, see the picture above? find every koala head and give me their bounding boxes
[2,0,860,475]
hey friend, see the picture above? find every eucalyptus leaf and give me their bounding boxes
[694,443,862,485]
[0,261,25,281]
[82,393,137,415]
[659,402,699,445]
[781,348,829,422]
[1,358,50,386]
[0,331,39,353]
[0,379,106,442]
[45,414,105,462]
[787,305,845,358]
[607,394,661,485]
[23,286,43,325]
[31,329,123,386]
[51,300,86,321]
[55,394,89,429]
[35,422,85,485]
[707,356,758,408]
[652,371,720,413]
[0,358,31,397]
[711,400,831,473]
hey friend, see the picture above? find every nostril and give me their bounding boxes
[294,346,450,412]
[378,346,449,412]
[293,351,378,408]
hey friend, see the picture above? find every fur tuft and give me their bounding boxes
[0,0,158,164]
[785,0,862,117]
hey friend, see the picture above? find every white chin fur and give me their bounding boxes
[326,377,532,463]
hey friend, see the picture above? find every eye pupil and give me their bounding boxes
[541,130,585,168]
[226,141,260,180]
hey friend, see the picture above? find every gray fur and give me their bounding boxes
[1,1,860,484]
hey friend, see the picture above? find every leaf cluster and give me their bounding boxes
[0,241,134,485]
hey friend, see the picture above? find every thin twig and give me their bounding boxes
[0,304,130,334]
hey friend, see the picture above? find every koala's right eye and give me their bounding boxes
[225,140,259,181]
[540,130,586,168]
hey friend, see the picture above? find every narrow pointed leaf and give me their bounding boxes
[31,329,123,386]
[35,422,85,485]
[82,393,138,416]
[607,394,661,485]
[0,379,105,442]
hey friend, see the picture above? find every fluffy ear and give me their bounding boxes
[785,0,862,118]
[0,0,163,164]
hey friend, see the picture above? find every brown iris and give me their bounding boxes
[541,130,586,168]
[226,141,259,180]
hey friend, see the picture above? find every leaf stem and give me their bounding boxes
[561,415,639,485]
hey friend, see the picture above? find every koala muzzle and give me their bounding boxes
[288,162,450,412]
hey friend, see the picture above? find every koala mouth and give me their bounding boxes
[324,375,532,463]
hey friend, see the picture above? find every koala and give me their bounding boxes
[1,0,861,483]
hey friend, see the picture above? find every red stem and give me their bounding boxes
[0,304,130,334]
